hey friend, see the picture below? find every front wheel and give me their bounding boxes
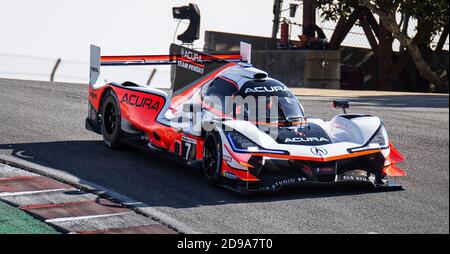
[202,131,223,186]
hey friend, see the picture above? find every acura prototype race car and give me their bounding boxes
[86,42,406,194]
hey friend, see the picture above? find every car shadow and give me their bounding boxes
[0,140,395,209]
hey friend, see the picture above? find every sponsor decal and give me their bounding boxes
[178,48,205,74]
[339,175,368,181]
[261,177,308,191]
[224,171,240,180]
[181,48,203,63]
[223,155,232,163]
[177,60,204,74]
[285,137,329,143]
[337,171,373,182]
[310,147,328,156]
[121,93,160,111]
[295,131,305,136]
[181,136,197,144]
[244,86,288,93]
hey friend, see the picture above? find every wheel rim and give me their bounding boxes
[204,138,219,179]
[104,103,117,135]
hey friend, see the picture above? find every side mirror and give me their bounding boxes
[333,100,349,114]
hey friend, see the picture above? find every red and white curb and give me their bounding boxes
[0,163,176,234]
[0,154,198,234]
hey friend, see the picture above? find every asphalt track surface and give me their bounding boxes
[0,78,448,234]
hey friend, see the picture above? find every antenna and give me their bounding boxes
[172,3,201,44]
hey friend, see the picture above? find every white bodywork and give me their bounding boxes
[218,116,390,170]
[200,66,391,169]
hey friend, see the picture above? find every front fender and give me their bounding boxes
[326,115,383,146]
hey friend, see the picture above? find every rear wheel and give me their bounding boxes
[202,131,223,186]
[100,90,123,149]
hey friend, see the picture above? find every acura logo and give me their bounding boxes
[295,131,305,136]
[310,147,328,156]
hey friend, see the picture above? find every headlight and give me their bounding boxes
[349,125,389,153]
[227,131,259,151]
[226,131,287,154]
[368,125,389,147]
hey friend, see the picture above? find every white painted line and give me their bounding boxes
[45,212,133,223]
[0,188,76,198]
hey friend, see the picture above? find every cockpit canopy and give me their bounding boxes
[203,77,304,123]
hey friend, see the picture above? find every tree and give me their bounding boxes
[315,0,449,92]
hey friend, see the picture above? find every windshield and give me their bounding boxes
[233,79,305,123]
[277,96,304,120]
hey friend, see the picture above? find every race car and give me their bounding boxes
[86,42,406,194]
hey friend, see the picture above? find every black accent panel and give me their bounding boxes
[340,114,372,119]
[85,118,101,134]
[275,123,332,146]
[174,141,181,156]
[170,44,232,98]
[333,100,350,109]
[337,152,385,183]
[153,131,161,141]
[289,160,337,182]
[122,81,139,87]
[85,102,101,134]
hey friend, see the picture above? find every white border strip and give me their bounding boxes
[0,188,75,198]
[46,211,132,223]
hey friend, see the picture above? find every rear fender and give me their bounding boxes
[111,84,169,132]
[88,84,110,112]
[90,83,170,131]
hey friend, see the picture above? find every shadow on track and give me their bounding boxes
[343,95,448,108]
[0,140,393,208]
[300,95,449,109]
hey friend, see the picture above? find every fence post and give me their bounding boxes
[146,69,157,86]
[272,0,283,39]
[50,58,61,82]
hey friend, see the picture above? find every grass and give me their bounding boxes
[0,200,59,234]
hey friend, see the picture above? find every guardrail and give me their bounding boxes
[0,53,160,85]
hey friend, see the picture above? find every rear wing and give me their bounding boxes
[89,42,252,89]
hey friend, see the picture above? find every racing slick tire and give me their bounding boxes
[202,131,223,186]
[100,90,123,149]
